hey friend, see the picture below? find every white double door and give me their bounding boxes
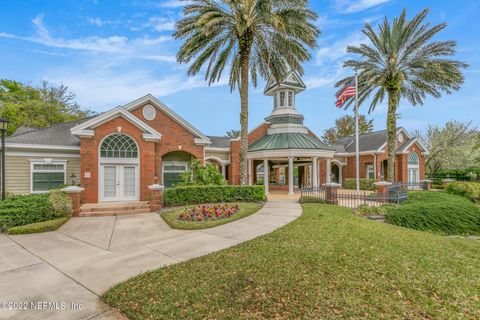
[100,164,139,202]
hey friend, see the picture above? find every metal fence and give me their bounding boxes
[300,183,409,208]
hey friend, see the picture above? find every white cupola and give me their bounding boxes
[263,70,308,134]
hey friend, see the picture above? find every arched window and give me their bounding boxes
[100,134,138,158]
[408,152,419,166]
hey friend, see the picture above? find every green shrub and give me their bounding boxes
[445,181,480,202]
[343,178,377,190]
[386,191,480,235]
[7,217,69,234]
[0,191,72,232]
[355,204,396,216]
[164,185,265,206]
[177,160,226,186]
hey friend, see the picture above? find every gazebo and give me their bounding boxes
[247,71,335,195]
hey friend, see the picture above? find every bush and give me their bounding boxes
[386,191,480,235]
[343,178,376,190]
[0,191,72,232]
[7,217,69,234]
[164,185,265,206]
[177,160,226,186]
[445,181,480,202]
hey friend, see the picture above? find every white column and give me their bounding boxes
[339,165,343,185]
[288,156,294,195]
[312,157,318,187]
[248,160,253,185]
[221,164,226,179]
[326,159,332,183]
[263,159,269,194]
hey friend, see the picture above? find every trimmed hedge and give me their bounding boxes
[164,185,266,206]
[7,217,69,234]
[445,181,480,202]
[0,191,72,232]
[343,178,376,190]
[386,191,480,235]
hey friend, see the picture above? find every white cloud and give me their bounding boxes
[130,16,176,32]
[315,32,367,66]
[86,17,105,27]
[334,0,391,13]
[46,63,227,109]
[0,14,176,62]
[159,0,190,8]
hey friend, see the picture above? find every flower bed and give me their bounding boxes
[178,204,240,222]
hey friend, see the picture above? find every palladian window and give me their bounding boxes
[100,134,138,158]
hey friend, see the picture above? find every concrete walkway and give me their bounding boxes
[0,201,301,320]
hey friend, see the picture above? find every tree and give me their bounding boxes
[226,129,240,139]
[174,0,319,185]
[336,8,467,182]
[0,79,94,135]
[418,121,480,175]
[322,114,374,144]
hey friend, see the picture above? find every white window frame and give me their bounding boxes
[288,91,293,107]
[29,159,67,194]
[366,163,374,179]
[279,91,286,107]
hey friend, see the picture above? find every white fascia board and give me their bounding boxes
[123,94,211,143]
[71,106,162,141]
[247,149,335,159]
[335,150,384,156]
[5,143,80,151]
[397,138,429,154]
[205,147,230,153]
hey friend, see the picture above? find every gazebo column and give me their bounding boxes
[221,164,226,179]
[263,159,269,195]
[312,156,318,187]
[326,159,332,183]
[288,156,294,195]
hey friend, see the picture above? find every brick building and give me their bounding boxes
[3,71,427,203]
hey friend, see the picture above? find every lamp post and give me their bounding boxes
[0,118,9,201]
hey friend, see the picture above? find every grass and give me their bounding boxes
[160,202,264,230]
[386,191,480,235]
[103,204,480,319]
[7,217,69,234]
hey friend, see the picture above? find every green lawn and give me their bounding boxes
[103,204,480,319]
[7,217,69,234]
[160,202,264,230]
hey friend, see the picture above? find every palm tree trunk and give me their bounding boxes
[386,90,399,182]
[239,50,250,185]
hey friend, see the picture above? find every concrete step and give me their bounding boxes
[79,208,151,217]
[79,201,151,216]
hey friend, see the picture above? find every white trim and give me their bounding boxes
[205,156,230,165]
[397,138,429,154]
[335,150,384,156]
[122,94,211,143]
[71,106,162,141]
[6,143,80,151]
[7,151,80,158]
[248,149,335,159]
[29,159,67,194]
[205,147,230,152]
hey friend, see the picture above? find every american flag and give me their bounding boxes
[336,79,356,108]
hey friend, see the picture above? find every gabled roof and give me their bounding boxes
[332,127,428,154]
[264,70,306,95]
[122,94,210,144]
[6,119,89,148]
[249,132,334,152]
[206,136,231,149]
[71,106,162,141]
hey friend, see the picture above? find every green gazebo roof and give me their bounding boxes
[249,133,333,152]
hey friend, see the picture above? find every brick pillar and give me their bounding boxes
[420,179,432,190]
[374,181,392,198]
[61,186,85,217]
[324,182,341,205]
[148,184,165,212]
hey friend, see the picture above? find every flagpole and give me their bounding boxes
[354,73,360,193]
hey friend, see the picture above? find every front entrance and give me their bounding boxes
[99,165,139,202]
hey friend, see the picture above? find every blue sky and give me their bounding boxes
[0,0,479,137]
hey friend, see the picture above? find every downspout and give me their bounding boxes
[373,153,377,180]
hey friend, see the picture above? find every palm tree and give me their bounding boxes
[174,0,319,185]
[336,8,467,182]
[226,129,240,139]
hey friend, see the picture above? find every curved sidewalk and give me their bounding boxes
[0,200,301,320]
